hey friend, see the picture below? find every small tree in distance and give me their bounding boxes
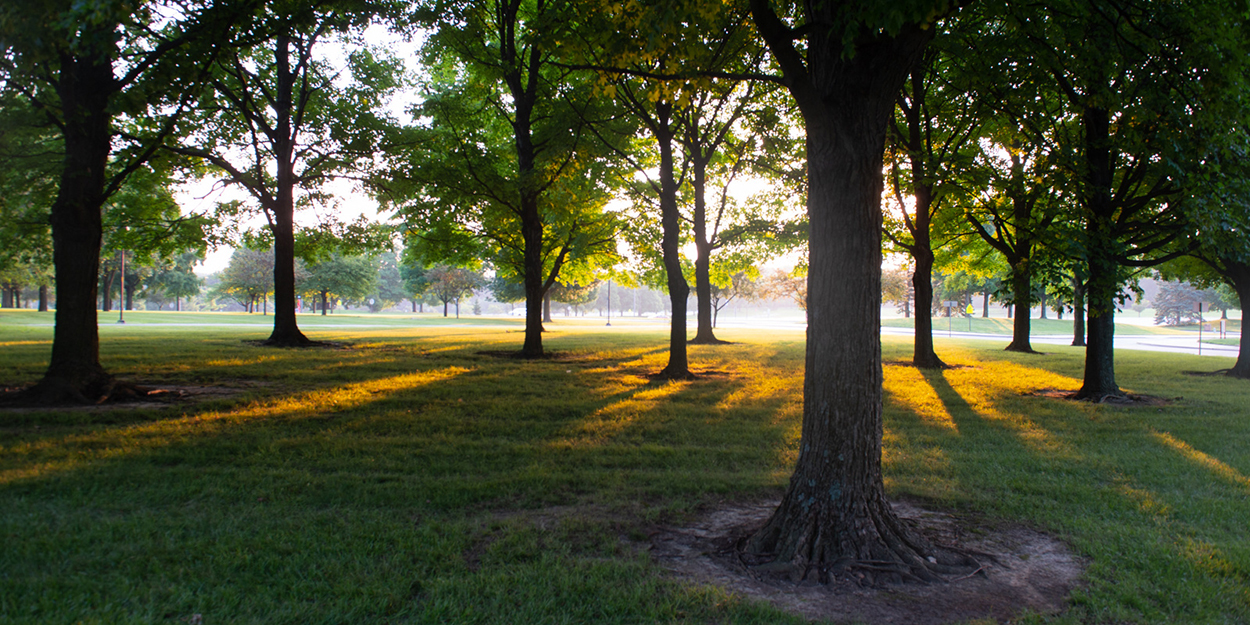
[428,265,484,318]
[1153,281,1205,326]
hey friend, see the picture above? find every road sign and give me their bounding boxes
[965,304,974,315]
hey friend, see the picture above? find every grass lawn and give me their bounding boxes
[2,310,1248,624]
[881,315,1192,336]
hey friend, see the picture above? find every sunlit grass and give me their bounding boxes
[2,315,1248,623]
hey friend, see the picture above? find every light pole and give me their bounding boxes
[606,279,612,326]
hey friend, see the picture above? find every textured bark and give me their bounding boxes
[1222,261,1250,379]
[654,102,693,379]
[1071,278,1086,347]
[689,151,725,345]
[689,217,721,343]
[911,248,945,368]
[264,35,311,347]
[1005,266,1035,353]
[745,1,974,578]
[28,47,115,403]
[1076,107,1122,400]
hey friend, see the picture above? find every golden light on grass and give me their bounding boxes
[0,367,468,485]
[549,379,688,449]
[937,363,1082,460]
[0,341,51,347]
[884,366,959,432]
[1111,474,1172,517]
[1178,537,1239,578]
[1152,430,1250,491]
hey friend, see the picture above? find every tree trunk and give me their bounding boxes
[321,291,329,316]
[412,300,417,313]
[264,34,310,347]
[655,101,692,379]
[1076,107,1122,400]
[542,291,552,323]
[1072,277,1086,347]
[1038,290,1048,319]
[443,299,449,317]
[982,291,989,317]
[1220,260,1250,378]
[31,47,115,403]
[911,250,945,368]
[39,285,49,312]
[744,4,972,579]
[690,162,721,344]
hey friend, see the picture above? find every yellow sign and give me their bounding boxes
[965,304,975,315]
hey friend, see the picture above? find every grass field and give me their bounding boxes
[2,310,1248,624]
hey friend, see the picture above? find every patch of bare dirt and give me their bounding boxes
[0,382,262,413]
[1024,388,1176,406]
[650,500,1085,625]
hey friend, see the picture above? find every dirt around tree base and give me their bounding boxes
[0,382,259,411]
[1024,388,1176,407]
[650,499,1084,625]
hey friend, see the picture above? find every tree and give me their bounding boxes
[390,0,620,358]
[742,0,979,579]
[216,248,276,312]
[884,38,981,368]
[366,251,406,312]
[172,1,400,345]
[427,265,484,318]
[301,254,378,315]
[882,264,913,317]
[151,252,205,311]
[997,0,1224,400]
[0,0,251,402]
[1152,280,1205,326]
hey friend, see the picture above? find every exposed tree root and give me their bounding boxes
[650,367,698,381]
[688,336,732,346]
[743,494,983,588]
[1003,344,1041,354]
[1,377,184,408]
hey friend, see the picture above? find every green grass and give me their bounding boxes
[2,311,1248,624]
[882,314,1190,336]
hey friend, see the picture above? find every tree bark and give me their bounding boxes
[264,34,310,347]
[1005,265,1034,352]
[655,101,693,379]
[911,249,945,368]
[1071,277,1086,347]
[30,48,115,402]
[690,160,723,344]
[1220,260,1250,379]
[1076,107,1122,400]
[744,2,973,579]
[39,285,49,312]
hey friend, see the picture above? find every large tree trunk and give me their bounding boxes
[1005,265,1035,352]
[1076,107,1122,400]
[655,102,693,379]
[744,5,972,579]
[1221,260,1250,379]
[30,48,115,403]
[39,285,49,312]
[265,35,310,347]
